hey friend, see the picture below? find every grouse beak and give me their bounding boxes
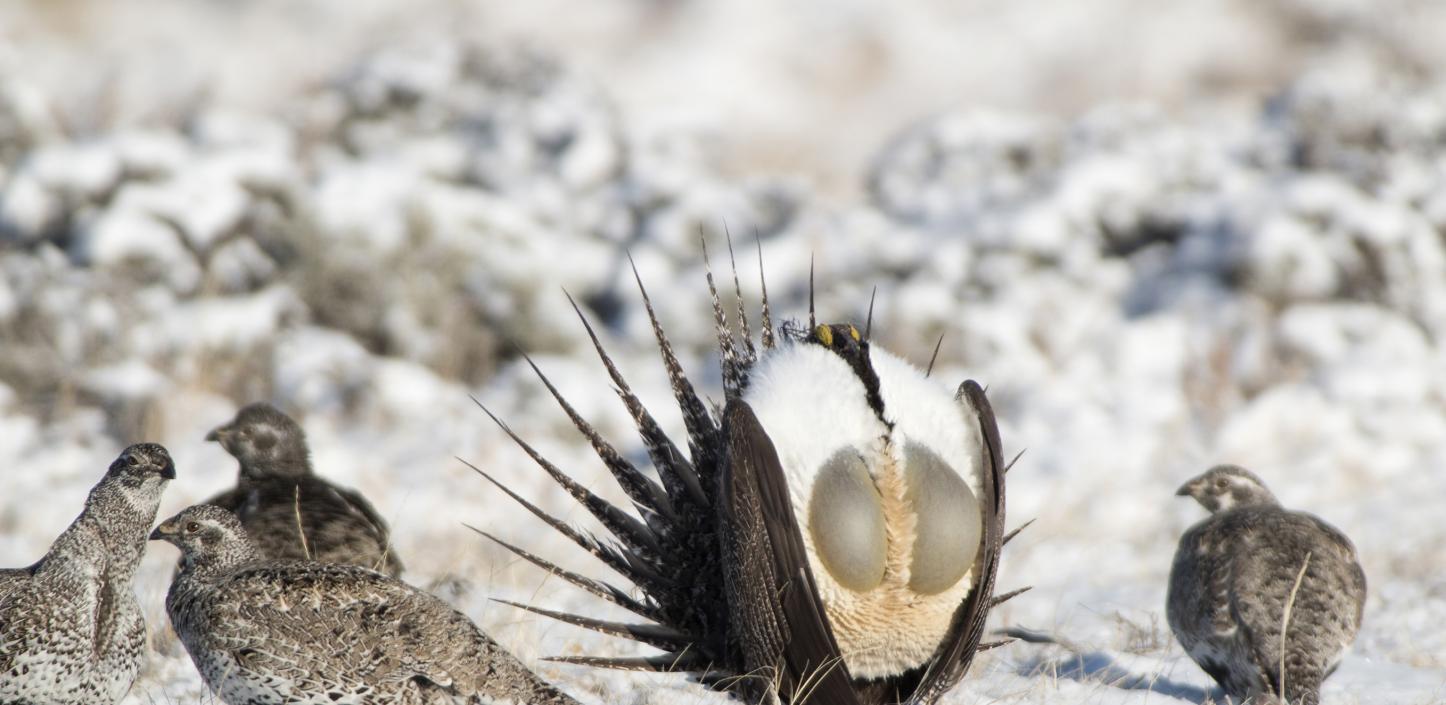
[150,520,177,542]
[205,426,227,443]
[1174,481,1193,497]
[160,459,177,480]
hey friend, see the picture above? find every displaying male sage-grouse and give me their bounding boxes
[152,504,580,705]
[202,402,404,576]
[472,251,1022,705]
[1168,465,1367,705]
[0,443,176,705]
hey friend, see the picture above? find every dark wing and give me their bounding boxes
[719,399,861,705]
[1166,521,1230,655]
[327,482,404,575]
[900,380,1006,705]
[236,477,402,576]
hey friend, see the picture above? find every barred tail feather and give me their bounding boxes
[702,240,745,401]
[462,460,668,590]
[627,254,721,476]
[472,398,662,555]
[545,653,712,675]
[516,355,676,526]
[466,526,654,618]
[475,279,739,686]
[756,239,775,349]
[725,229,757,366]
[564,293,709,511]
[492,599,696,651]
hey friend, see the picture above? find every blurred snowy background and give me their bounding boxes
[2,0,1445,702]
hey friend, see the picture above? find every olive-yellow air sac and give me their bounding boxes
[904,442,981,595]
[809,450,889,592]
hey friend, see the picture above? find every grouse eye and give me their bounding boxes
[185,521,201,534]
[124,454,139,467]
[1214,478,1229,490]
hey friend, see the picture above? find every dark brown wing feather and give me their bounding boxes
[328,483,405,575]
[228,476,403,576]
[720,399,863,705]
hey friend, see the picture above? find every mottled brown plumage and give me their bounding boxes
[1,444,175,705]
[152,504,579,705]
[1168,465,1367,705]
[203,402,404,576]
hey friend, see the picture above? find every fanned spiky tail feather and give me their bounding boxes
[475,253,775,689]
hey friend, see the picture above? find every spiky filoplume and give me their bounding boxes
[1168,465,1367,705]
[202,402,404,576]
[474,247,1022,705]
[152,504,579,705]
[0,444,176,705]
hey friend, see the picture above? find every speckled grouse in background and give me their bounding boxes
[0,443,176,705]
[202,402,403,576]
[1168,465,1367,705]
[152,504,579,705]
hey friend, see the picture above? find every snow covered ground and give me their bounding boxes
[2,1,1445,703]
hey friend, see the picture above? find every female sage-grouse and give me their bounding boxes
[1168,464,1367,705]
[202,402,404,576]
[0,443,176,705]
[472,251,1023,705]
[151,504,580,705]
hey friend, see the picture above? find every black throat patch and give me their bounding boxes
[807,323,891,428]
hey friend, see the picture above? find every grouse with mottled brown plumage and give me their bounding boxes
[152,504,579,705]
[0,443,176,705]
[1168,464,1367,705]
[202,402,404,576]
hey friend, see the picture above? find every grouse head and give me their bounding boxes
[92,442,176,513]
[151,504,261,577]
[1176,464,1279,513]
[207,403,312,480]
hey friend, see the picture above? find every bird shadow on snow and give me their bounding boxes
[1004,627,1219,704]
